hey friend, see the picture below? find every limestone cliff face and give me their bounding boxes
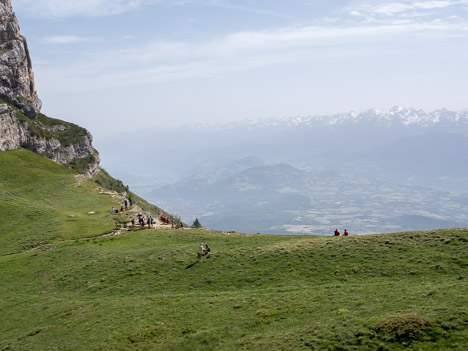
[0,0,41,118]
[0,0,100,179]
[0,103,100,178]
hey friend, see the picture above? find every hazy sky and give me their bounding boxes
[13,0,468,136]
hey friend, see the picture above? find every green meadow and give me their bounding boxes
[0,149,467,350]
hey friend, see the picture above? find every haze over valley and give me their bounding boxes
[97,107,468,235]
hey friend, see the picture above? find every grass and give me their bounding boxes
[91,168,171,220]
[92,168,127,193]
[67,153,97,174]
[0,149,123,255]
[35,113,89,147]
[0,149,467,350]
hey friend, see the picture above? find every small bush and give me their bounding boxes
[371,313,434,342]
[192,218,202,228]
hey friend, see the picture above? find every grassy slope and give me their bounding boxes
[0,149,467,350]
[0,149,120,255]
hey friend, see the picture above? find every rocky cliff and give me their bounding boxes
[0,0,41,118]
[0,0,99,178]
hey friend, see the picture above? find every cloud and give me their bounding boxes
[360,0,468,17]
[44,35,100,44]
[14,0,142,18]
[35,17,468,93]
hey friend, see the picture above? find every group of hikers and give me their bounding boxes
[334,229,349,236]
[111,200,185,230]
[111,198,133,214]
[197,242,211,262]
[131,214,155,228]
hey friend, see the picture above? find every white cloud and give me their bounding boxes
[44,35,100,44]
[362,0,468,16]
[14,0,142,18]
[35,18,468,93]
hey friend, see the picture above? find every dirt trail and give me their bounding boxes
[102,206,179,237]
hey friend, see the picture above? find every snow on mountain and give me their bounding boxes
[189,107,468,130]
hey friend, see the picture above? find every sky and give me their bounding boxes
[12,0,468,137]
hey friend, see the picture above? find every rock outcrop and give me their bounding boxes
[0,103,100,178]
[0,0,41,118]
[0,0,100,179]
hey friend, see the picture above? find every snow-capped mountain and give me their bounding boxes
[100,105,468,236]
[190,107,468,130]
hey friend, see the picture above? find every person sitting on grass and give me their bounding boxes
[334,229,340,236]
[198,243,204,262]
[203,244,211,256]
[343,229,349,236]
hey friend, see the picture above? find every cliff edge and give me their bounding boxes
[0,0,99,178]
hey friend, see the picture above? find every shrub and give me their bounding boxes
[371,313,434,342]
[192,218,202,228]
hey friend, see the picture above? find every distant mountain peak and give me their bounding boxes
[190,107,468,131]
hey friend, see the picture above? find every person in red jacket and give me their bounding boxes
[334,229,340,236]
[343,229,349,236]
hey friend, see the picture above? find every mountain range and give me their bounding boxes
[96,107,468,235]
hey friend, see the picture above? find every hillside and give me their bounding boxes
[0,148,167,256]
[0,150,467,350]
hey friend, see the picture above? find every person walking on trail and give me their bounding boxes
[197,243,204,262]
[343,229,349,236]
[124,199,128,209]
[150,216,154,228]
[129,198,133,207]
[334,229,340,236]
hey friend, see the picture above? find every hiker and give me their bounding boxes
[343,229,349,236]
[334,229,340,236]
[129,198,133,206]
[120,206,124,212]
[147,217,151,228]
[124,199,128,209]
[150,216,154,227]
[166,218,170,224]
[204,244,211,256]
[111,207,115,214]
[197,243,204,262]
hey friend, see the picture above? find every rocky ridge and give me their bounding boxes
[0,0,99,178]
